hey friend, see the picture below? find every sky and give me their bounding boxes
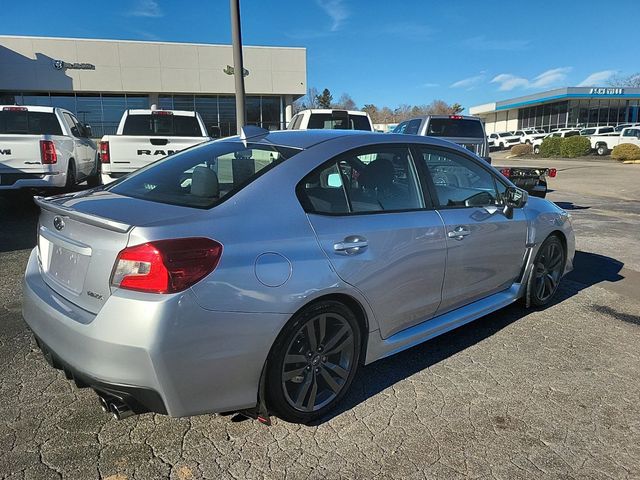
[2,0,639,112]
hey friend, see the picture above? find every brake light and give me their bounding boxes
[449,115,463,120]
[111,238,223,294]
[99,141,110,163]
[152,110,173,116]
[40,140,57,164]
[3,106,27,111]
[500,168,511,177]
[548,168,557,178]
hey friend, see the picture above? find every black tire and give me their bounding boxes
[499,142,505,150]
[265,300,361,424]
[528,235,565,307]
[596,144,608,156]
[86,155,101,187]
[534,145,540,155]
[525,139,531,145]
[64,160,77,189]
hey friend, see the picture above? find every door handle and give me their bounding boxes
[334,236,368,255]
[447,226,471,240]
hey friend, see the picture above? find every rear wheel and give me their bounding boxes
[266,301,361,424]
[534,145,540,155]
[529,235,565,307]
[596,144,608,156]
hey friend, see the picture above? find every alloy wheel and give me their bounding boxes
[533,241,564,303]
[281,312,355,412]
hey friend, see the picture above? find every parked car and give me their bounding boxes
[614,123,640,133]
[99,109,210,184]
[590,127,640,155]
[487,132,521,150]
[511,129,546,144]
[393,115,491,162]
[288,109,374,131]
[532,130,581,154]
[23,129,575,425]
[579,126,615,136]
[0,105,98,191]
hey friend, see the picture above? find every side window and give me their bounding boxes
[392,121,408,134]
[63,113,82,137]
[404,119,422,135]
[298,145,425,214]
[416,147,500,208]
[565,131,579,138]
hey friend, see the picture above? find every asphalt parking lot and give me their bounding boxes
[1,156,639,480]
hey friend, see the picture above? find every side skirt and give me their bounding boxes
[364,283,522,364]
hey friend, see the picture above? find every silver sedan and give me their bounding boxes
[22,129,575,424]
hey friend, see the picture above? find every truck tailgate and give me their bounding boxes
[0,134,58,173]
[108,136,208,172]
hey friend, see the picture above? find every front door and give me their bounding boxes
[299,144,447,339]
[413,145,528,314]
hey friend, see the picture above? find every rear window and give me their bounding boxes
[107,141,300,208]
[306,113,371,131]
[0,110,62,135]
[122,114,204,137]
[426,118,485,138]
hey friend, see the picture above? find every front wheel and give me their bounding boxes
[534,145,540,154]
[86,155,101,187]
[64,160,77,189]
[528,235,565,307]
[596,144,608,156]
[266,301,361,424]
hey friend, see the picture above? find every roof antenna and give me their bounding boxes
[239,125,270,146]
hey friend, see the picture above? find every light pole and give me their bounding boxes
[230,0,246,133]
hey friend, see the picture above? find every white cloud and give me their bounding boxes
[450,74,485,89]
[130,0,163,17]
[577,70,618,87]
[316,0,349,31]
[491,67,571,91]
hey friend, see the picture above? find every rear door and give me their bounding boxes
[413,145,528,314]
[62,112,93,176]
[300,144,447,339]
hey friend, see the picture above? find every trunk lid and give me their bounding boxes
[107,136,208,173]
[35,190,200,314]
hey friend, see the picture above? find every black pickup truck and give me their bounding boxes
[498,166,557,198]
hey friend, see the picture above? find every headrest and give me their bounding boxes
[360,158,394,189]
[191,166,219,198]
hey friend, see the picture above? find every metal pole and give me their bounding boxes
[230,0,246,133]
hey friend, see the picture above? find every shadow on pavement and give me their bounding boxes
[554,201,590,210]
[0,192,40,253]
[565,251,624,287]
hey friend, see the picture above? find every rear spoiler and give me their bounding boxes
[33,196,132,233]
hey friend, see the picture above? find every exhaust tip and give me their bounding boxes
[109,400,134,421]
[97,395,110,413]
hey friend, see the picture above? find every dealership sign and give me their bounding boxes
[52,59,96,71]
[589,88,624,95]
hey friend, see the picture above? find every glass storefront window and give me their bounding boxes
[23,93,51,106]
[246,96,261,126]
[50,94,76,113]
[218,96,237,137]
[102,95,128,136]
[261,96,281,130]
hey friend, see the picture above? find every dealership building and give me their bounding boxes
[470,87,640,133]
[0,35,306,137]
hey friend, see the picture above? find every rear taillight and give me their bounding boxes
[40,140,57,164]
[99,141,110,163]
[449,115,463,120]
[500,168,511,177]
[3,106,27,111]
[111,238,223,294]
[548,168,557,178]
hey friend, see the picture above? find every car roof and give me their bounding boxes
[299,109,368,116]
[127,109,196,116]
[223,129,479,155]
[1,105,57,113]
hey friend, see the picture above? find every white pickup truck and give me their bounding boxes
[590,127,640,156]
[0,105,98,191]
[99,109,210,184]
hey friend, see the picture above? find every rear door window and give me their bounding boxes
[426,118,485,138]
[0,110,62,135]
[122,114,203,137]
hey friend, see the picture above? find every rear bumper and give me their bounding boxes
[22,248,290,417]
[33,335,167,414]
[0,172,65,190]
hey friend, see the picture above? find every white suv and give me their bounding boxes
[532,130,581,154]
[487,132,521,150]
[288,109,373,131]
[512,129,547,144]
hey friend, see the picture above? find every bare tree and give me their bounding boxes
[608,73,640,88]
[333,93,357,110]
[293,87,320,113]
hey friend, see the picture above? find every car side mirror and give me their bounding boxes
[504,186,528,208]
[84,124,92,137]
